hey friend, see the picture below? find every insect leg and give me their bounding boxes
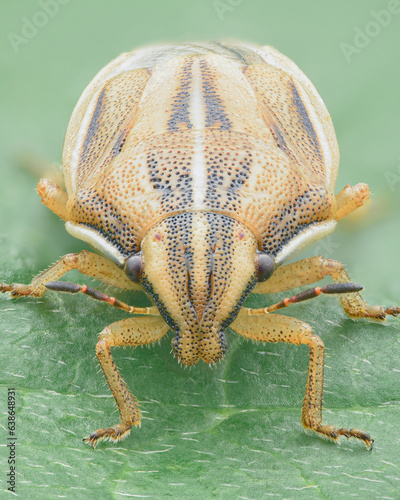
[231,313,374,450]
[37,178,68,221]
[334,183,370,221]
[83,316,169,448]
[254,255,400,320]
[1,250,140,298]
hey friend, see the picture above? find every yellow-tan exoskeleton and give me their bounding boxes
[2,42,399,449]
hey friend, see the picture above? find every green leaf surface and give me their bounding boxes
[1,1,400,499]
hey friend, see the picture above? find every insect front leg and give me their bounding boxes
[1,250,141,298]
[37,178,68,221]
[334,183,370,221]
[231,313,373,450]
[254,255,399,320]
[84,315,169,448]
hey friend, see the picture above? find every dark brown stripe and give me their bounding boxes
[199,59,232,131]
[167,59,193,132]
[290,81,321,156]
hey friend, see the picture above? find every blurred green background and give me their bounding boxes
[1,1,400,499]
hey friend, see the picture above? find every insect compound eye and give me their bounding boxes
[124,253,144,283]
[255,252,275,282]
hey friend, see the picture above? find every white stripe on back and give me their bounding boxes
[190,59,207,210]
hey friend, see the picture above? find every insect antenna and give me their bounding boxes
[248,283,364,314]
[45,281,152,315]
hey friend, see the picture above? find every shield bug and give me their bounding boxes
[2,42,399,449]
